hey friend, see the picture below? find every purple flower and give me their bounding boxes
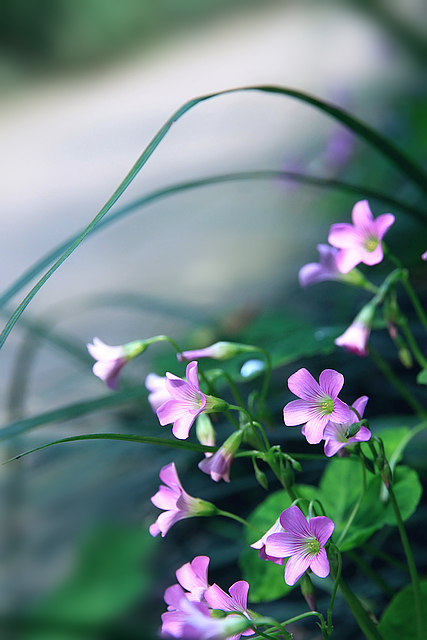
[422,251,427,261]
[175,556,210,603]
[335,302,376,357]
[298,244,342,288]
[178,342,251,363]
[324,396,371,457]
[283,368,352,445]
[198,431,243,482]
[157,362,226,440]
[250,518,285,565]
[145,373,170,412]
[205,581,254,637]
[149,463,215,537]
[87,338,129,390]
[328,200,395,274]
[265,505,334,586]
[162,585,251,639]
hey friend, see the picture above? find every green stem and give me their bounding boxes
[256,347,272,407]
[369,347,427,417]
[146,334,182,354]
[397,315,427,368]
[335,576,383,640]
[327,547,342,634]
[401,271,427,334]
[388,485,425,640]
[215,509,261,533]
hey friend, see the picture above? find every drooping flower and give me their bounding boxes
[145,373,170,412]
[250,517,285,565]
[328,200,395,274]
[157,361,227,440]
[175,556,210,603]
[149,463,216,538]
[178,342,254,363]
[264,505,334,586]
[323,395,371,457]
[198,430,243,482]
[283,368,352,444]
[205,581,254,637]
[162,584,251,640]
[87,337,147,390]
[335,302,376,357]
[298,244,342,288]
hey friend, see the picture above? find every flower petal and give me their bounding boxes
[186,361,201,390]
[204,584,235,612]
[288,368,322,400]
[228,581,249,610]
[336,247,365,274]
[308,516,334,547]
[352,395,368,419]
[284,552,311,586]
[303,413,329,444]
[283,399,315,426]
[374,213,395,240]
[279,505,312,538]
[319,369,344,398]
[330,397,352,424]
[309,547,330,578]
[351,200,373,229]
[324,439,346,457]
[328,223,360,249]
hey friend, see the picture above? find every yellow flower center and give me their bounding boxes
[306,539,321,555]
[365,237,378,252]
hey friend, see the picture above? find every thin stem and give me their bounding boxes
[369,347,427,417]
[281,611,325,626]
[327,546,342,634]
[217,371,245,408]
[401,271,427,334]
[388,485,425,640]
[257,347,272,407]
[216,509,261,533]
[335,576,383,640]
[397,314,427,368]
[146,334,182,354]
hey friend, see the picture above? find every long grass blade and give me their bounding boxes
[2,85,425,350]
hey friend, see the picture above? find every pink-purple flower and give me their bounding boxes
[145,373,170,412]
[162,584,251,639]
[298,244,342,288]
[264,505,334,586]
[205,581,254,637]
[87,337,129,390]
[157,361,226,440]
[328,200,395,274]
[177,342,252,363]
[250,517,285,565]
[149,463,215,537]
[175,556,210,603]
[335,302,376,357]
[422,251,427,261]
[283,368,352,445]
[324,396,371,457]
[198,431,243,482]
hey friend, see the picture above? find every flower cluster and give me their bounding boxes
[161,556,254,640]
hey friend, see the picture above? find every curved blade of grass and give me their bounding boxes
[0,170,422,316]
[5,433,215,463]
[2,84,426,350]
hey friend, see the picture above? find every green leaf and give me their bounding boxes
[314,458,422,551]
[375,426,412,466]
[378,578,427,640]
[25,525,157,640]
[2,84,426,351]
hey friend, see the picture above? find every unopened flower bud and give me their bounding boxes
[252,457,268,490]
[177,341,256,362]
[196,413,216,455]
[398,347,413,369]
[300,573,316,611]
